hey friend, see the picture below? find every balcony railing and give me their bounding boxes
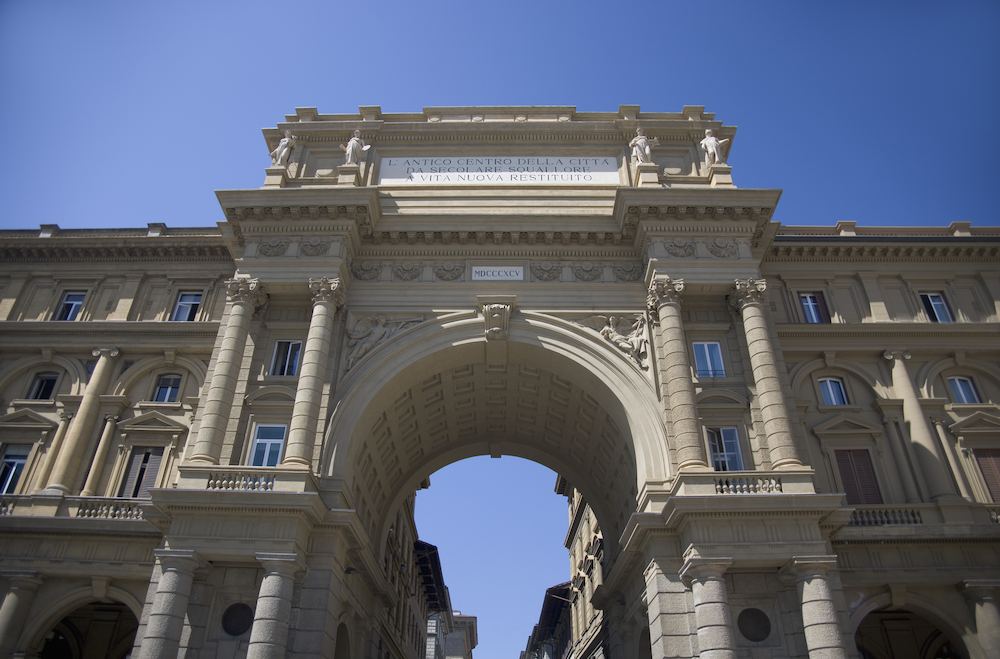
[670,470,817,496]
[176,464,317,493]
[70,497,144,520]
[848,505,930,526]
[715,476,783,495]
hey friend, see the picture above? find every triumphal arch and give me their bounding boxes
[0,105,999,659]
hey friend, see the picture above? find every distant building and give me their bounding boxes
[520,583,571,659]
[0,105,998,658]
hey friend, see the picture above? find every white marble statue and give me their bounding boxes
[340,130,370,166]
[269,130,296,167]
[629,128,660,164]
[699,129,731,166]
[596,315,648,368]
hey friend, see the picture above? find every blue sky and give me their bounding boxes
[2,1,998,657]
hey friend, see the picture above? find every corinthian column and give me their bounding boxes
[883,351,957,501]
[283,278,344,468]
[189,278,266,464]
[732,279,802,469]
[45,347,120,493]
[647,276,708,470]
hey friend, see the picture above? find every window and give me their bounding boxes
[947,376,981,404]
[0,445,30,494]
[975,449,1000,502]
[250,425,286,467]
[919,292,954,323]
[693,342,726,378]
[26,372,58,400]
[152,374,182,403]
[798,292,830,324]
[707,427,743,471]
[53,290,86,321]
[835,449,883,504]
[818,377,849,406]
[269,340,302,377]
[118,446,164,498]
[170,291,202,321]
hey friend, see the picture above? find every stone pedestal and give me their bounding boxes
[634,162,661,187]
[263,166,288,188]
[708,163,733,187]
[337,164,361,186]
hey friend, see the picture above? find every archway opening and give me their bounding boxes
[334,623,351,659]
[855,608,966,659]
[36,600,137,659]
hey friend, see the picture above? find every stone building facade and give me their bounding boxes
[0,105,998,658]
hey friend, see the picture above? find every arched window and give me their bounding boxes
[26,371,59,400]
[818,377,849,406]
[946,376,981,404]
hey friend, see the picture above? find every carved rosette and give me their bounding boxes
[308,277,345,307]
[647,276,685,316]
[613,263,642,282]
[573,264,603,282]
[393,263,422,281]
[481,303,512,341]
[731,278,767,309]
[351,262,382,281]
[225,278,267,308]
[300,240,331,257]
[257,240,289,257]
[664,239,696,258]
[707,238,739,258]
[530,263,561,282]
[433,263,465,281]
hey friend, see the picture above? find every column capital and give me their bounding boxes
[647,276,685,314]
[154,549,201,572]
[679,556,732,584]
[0,571,42,591]
[731,277,767,309]
[91,346,120,359]
[308,277,345,306]
[225,277,267,305]
[882,350,911,362]
[255,552,303,575]
[780,555,839,582]
[963,579,1000,602]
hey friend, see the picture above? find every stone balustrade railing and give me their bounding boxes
[176,464,317,494]
[0,496,17,516]
[988,505,1000,525]
[671,470,816,496]
[70,497,144,520]
[848,505,930,526]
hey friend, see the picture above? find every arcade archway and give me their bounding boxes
[33,600,138,659]
[855,608,967,659]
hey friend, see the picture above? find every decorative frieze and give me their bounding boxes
[530,263,561,281]
[392,263,422,281]
[300,239,331,256]
[257,240,289,257]
[345,315,423,370]
[351,262,382,281]
[433,263,465,281]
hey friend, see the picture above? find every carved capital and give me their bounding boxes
[91,347,120,360]
[731,278,767,308]
[308,277,345,307]
[679,556,732,585]
[647,276,685,315]
[225,277,266,306]
[882,350,912,362]
[779,555,839,584]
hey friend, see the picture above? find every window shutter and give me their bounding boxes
[119,446,164,498]
[835,449,883,505]
[817,292,832,323]
[976,449,1000,502]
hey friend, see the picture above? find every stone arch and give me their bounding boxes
[916,356,1000,400]
[0,354,88,398]
[333,623,351,659]
[21,586,142,656]
[789,358,888,401]
[848,591,976,656]
[323,310,670,562]
[111,355,208,398]
[245,384,296,405]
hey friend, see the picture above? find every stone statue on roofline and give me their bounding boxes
[340,130,371,166]
[629,128,660,164]
[700,129,731,166]
[269,130,296,167]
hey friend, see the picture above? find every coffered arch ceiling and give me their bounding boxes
[324,311,671,559]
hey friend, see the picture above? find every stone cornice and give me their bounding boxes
[767,242,1000,263]
[0,241,231,264]
[776,323,1000,339]
[0,321,221,349]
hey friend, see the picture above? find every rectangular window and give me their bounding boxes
[269,340,302,377]
[250,425,286,467]
[919,292,954,323]
[947,376,981,404]
[26,372,58,400]
[693,342,726,378]
[118,446,164,498]
[975,449,1000,502]
[818,377,850,406]
[0,445,30,494]
[706,427,743,471]
[798,292,831,324]
[170,291,202,321]
[54,290,86,321]
[152,374,182,403]
[835,449,883,504]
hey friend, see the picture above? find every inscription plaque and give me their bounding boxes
[472,266,524,281]
[379,156,620,185]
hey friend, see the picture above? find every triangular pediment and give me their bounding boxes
[0,408,58,430]
[949,411,1000,435]
[118,410,189,433]
[813,414,880,436]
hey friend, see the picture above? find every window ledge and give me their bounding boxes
[817,404,863,413]
[135,401,184,411]
[8,399,56,409]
